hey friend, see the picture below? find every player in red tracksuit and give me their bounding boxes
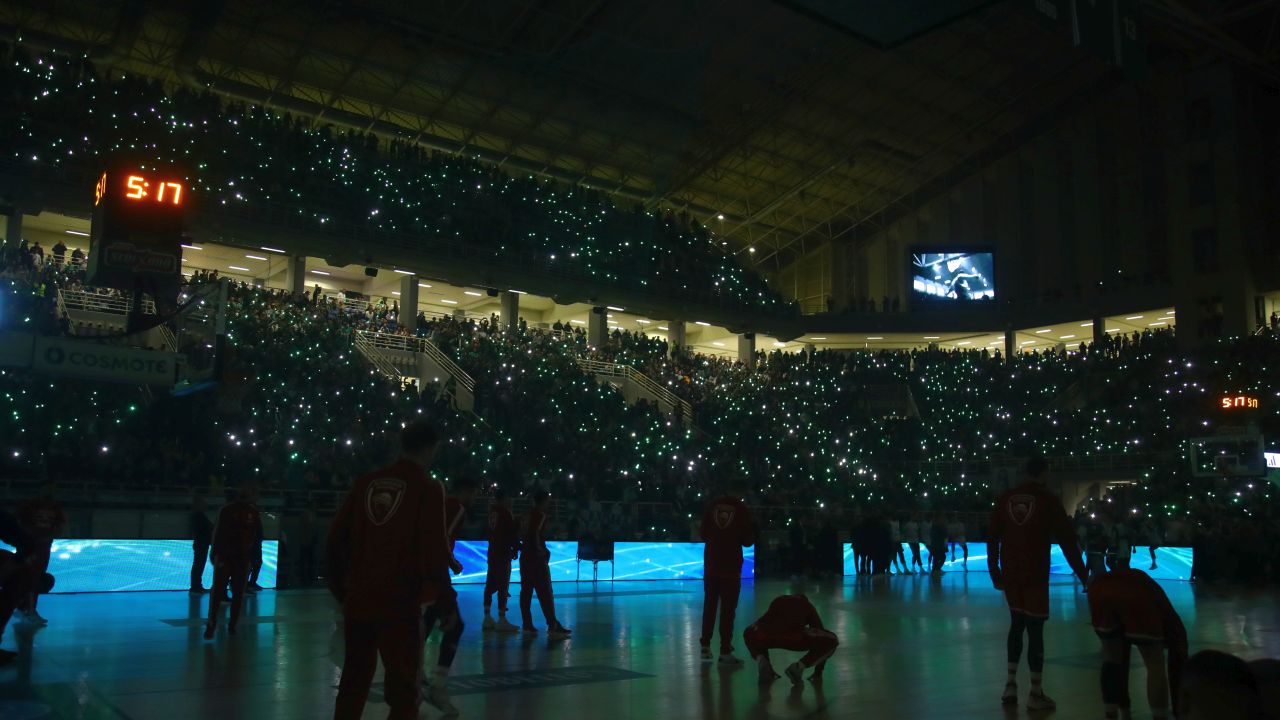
[700,481,757,665]
[744,594,838,686]
[421,477,476,714]
[204,485,261,639]
[328,423,450,720]
[1089,566,1188,720]
[482,487,520,633]
[519,490,571,638]
[17,481,65,625]
[988,457,1088,710]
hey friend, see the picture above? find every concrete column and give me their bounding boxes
[1222,278,1259,337]
[288,255,306,296]
[667,320,687,357]
[1004,329,1015,363]
[500,291,519,334]
[1092,316,1105,346]
[400,275,420,333]
[588,306,607,348]
[737,332,756,369]
[4,210,22,247]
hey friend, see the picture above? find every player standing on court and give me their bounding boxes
[519,490,571,638]
[421,477,476,715]
[1089,565,1187,720]
[204,486,261,638]
[988,457,1088,710]
[328,423,450,720]
[482,487,520,633]
[700,479,757,665]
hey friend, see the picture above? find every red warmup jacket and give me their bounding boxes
[487,505,519,561]
[522,508,549,566]
[752,594,824,634]
[700,495,757,579]
[327,457,449,620]
[988,481,1087,585]
[444,497,465,551]
[211,501,260,565]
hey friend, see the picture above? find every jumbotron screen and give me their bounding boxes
[910,251,995,301]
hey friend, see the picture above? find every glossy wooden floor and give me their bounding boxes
[1,573,1276,719]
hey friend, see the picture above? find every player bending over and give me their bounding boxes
[1089,565,1188,720]
[744,594,838,686]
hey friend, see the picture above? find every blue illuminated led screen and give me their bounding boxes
[451,541,753,584]
[842,543,1193,582]
[911,251,995,301]
[0,539,278,593]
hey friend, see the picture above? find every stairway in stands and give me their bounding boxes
[574,358,694,423]
[353,329,476,413]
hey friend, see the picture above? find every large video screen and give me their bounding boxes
[911,251,995,301]
[842,543,1193,582]
[0,539,278,593]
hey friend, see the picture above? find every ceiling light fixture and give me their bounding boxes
[310,270,330,276]
[607,306,625,312]
[260,246,286,254]
[393,269,414,275]
[65,229,89,237]
[182,244,202,250]
[245,254,268,261]
[228,265,250,272]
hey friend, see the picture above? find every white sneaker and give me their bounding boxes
[1027,690,1056,710]
[785,661,804,685]
[495,618,519,633]
[1001,682,1017,706]
[425,683,459,717]
[700,646,713,662]
[718,653,744,666]
[482,616,496,631]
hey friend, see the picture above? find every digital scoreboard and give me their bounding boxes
[87,168,188,296]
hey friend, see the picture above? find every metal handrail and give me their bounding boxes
[575,357,693,418]
[355,329,475,392]
[158,324,179,352]
[352,330,406,381]
[58,287,158,316]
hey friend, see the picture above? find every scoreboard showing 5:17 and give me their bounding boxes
[87,169,189,292]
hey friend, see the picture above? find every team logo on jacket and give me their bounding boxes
[366,478,407,526]
[1007,494,1036,525]
[714,505,735,529]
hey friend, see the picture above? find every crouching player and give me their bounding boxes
[743,594,838,686]
[1089,566,1188,720]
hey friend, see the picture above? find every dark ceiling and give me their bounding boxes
[0,0,1276,273]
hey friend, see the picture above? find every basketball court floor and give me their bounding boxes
[0,574,1274,719]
